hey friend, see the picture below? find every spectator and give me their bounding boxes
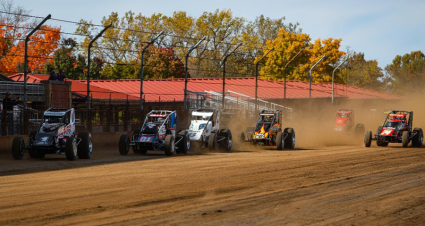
[57,69,66,81]
[3,92,20,135]
[48,70,57,80]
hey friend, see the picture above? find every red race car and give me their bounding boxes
[333,109,364,136]
[364,110,423,148]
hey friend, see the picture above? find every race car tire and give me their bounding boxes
[220,129,232,152]
[119,134,130,155]
[177,130,190,154]
[65,137,77,161]
[412,128,423,147]
[364,131,372,147]
[164,135,175,156]
[284,128,295,149]
[276,132,284,150]
[208,132,217,151]
[12,137,25,160]
[77,132,92,159]
[132,129,142,154]
[402,131,409,148]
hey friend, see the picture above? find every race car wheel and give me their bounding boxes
[178,130,190,154]
[77,132,92,159]
[164,135,175,156]
[376,126,383,136]
[276,132,284,150]
[119,134,130,155]
[284,128,295,149]
[364,131,372,147]
[12,137,25,160]
[65,137,77,161]
[208,132,217,151]
[132,129,142,154]
[220,129,232,152]
[402,131,409,148]
[412,128,423,147]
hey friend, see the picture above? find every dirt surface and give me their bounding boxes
[0,143,425,225]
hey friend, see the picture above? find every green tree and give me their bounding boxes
[385,50,425,93]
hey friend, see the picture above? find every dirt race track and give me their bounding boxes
[0,144,425,225]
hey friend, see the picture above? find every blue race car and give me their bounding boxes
[119,110,190,156]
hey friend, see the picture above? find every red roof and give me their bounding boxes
[8,73,138,100]
[8,73,398,101]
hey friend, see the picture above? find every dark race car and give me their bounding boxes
[364,110,423,148]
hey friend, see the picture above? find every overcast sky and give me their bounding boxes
[13,0,425,69]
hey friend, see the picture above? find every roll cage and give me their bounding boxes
[383,110,413,131]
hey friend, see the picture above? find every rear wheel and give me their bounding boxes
[402,131,409,148]
[12,137,25,160]
[412,128,423,147]
[364,131,372,147]
[119,134,130,155]
[77,132,92,159]
[27,131,44,158]
[284,128,295,149]
[65,137,77,161]
[164,135,175,156]
[276,132,284,150]
[178,130,190,154]
[220,129,232,152]
[355,124,365,136]
[208,132,217,151]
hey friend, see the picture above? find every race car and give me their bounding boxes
[12,108,93,161]
[187,108,232,151]
[240,110,295,150]
[364,110,423,148]
[119,110,190,156]
[333,109,364,135]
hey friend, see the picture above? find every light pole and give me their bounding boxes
[222,43,242,108]
[283,48,304,101]
[309,54,326,98]
[255,47,274,111]
[140,31,165,111]
[184,36,206,110]
[332,57,347,105]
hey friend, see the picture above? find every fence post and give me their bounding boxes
[2,109,6,136]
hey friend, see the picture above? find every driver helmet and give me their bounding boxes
[264,116,273,122]
[202,116,210,120]
[157,118,164,122]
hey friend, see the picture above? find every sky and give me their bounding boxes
[12,0,425,69]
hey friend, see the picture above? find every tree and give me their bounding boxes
[260,27,345,82]
[340,51,384,90]
[385,50,425,93]
[0,25,61,74]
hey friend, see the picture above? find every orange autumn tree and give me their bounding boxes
[0,25,61,75]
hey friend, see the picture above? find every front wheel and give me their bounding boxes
[12,137,25,160]
[65,137,77,161]
[208,132,217,151]
[164,135,175,156]
[402,131,409,148]
[220,129,232,152]
[119,134,130,155]
[276,132,284,150]
[364,131,372,147]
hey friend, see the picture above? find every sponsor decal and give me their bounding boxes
[381,129,394,136]
[139,135,153,142]
[255,123,269,138]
